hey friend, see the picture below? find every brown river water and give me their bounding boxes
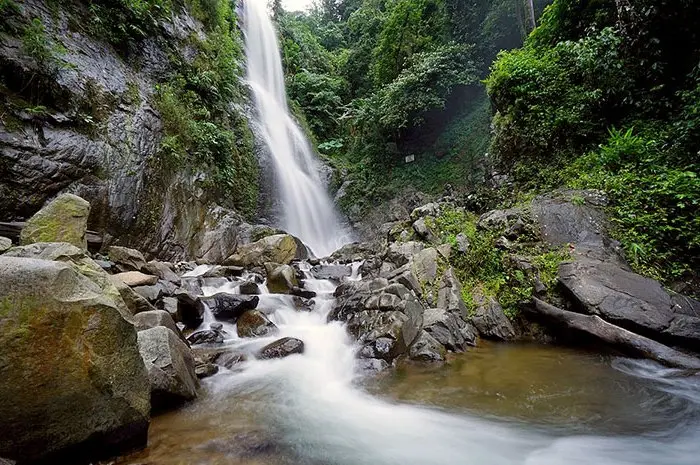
[116,341,700,465]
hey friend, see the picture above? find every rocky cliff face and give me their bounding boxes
[0,0,258,261]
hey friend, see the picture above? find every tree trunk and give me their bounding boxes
[528,298,700,370]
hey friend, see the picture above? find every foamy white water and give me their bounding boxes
[194,263,700,465]
[242,0,351,257]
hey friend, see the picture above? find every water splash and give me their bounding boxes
[242,1,351,257]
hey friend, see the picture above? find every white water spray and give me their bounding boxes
[242,0,350,257]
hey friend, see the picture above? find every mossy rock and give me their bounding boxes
[0,256,150,463]
[20,194,90,250]
[224,234,299,267]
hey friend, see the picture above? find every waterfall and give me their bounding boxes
[242,0,351,258]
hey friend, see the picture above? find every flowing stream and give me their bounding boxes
[118,262,700,465]
[242,0,350,257]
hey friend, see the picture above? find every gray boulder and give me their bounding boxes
[3,242,132,319]
[412,217,438,243]
[0,257,150,463]
[20,194,90,250]
[330,280,424,362]
[137,327,198,411]
[471,292,516,340]
[559,259,700,351]
[423,308,477,351]
[224,234,301,267]
[265,263,298,294]
[133,284,164,304]
[142,260,181,284]
[0,237,11,253]
[199,293,259,321]
[259,337,305,359]
[310,264,352,281]
[133,310,185,343]
[385,241,425,267]
[109,275,156,315]
[237,310,279,338]
[109,245,148,272]
[409,330,446,362]
[174,289,205,328]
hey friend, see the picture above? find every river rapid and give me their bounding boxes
[116,264,700,465]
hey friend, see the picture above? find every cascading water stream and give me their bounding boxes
[242,0,351,258]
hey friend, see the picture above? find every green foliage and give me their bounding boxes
[486,27,630,169]
[358,44,479,132]
[0,0,20,33]
[371,0,446,86]
[86,0,173,51]
[565,129,699,282]
[21,18,67,72]
[424,206,570,317]
[152,2,258,217]
[486,0,700,291]
[288,70,347,141]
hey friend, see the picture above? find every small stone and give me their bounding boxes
[258,337,304,359]
[239,281,261,295]
[114,271,158,287]
[0,237,12,253]
[210,322,223,331]
[195,363,219,379]
[187,330,224,345]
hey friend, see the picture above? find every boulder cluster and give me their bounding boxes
[0,194,310,464]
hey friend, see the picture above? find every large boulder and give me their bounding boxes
[19,194,90,250]
[3,242,132,319]
[409,330,446,362]
[237,310,278,338]
[329,279,424,362]
[174,289,205,328]
[224,234,300,267]
[142,261,181,284]
[265,263,298,294]
[470,291,516,340]
[532,190,622,263]
[385,241,425,267]
[559,259,700,351]
[0,257,150,463]
[423,307,477,351]
[133,310,185,343]
[199,293,260,321]
[109,275,157,315]
[109,246,148,272]
[310,264,352,281]
[137,327,198,411]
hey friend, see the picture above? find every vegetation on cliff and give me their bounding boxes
[275,0,547,213]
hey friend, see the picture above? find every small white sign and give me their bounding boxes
[405,155,415,163]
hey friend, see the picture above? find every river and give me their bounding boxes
[116,265,700,465]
